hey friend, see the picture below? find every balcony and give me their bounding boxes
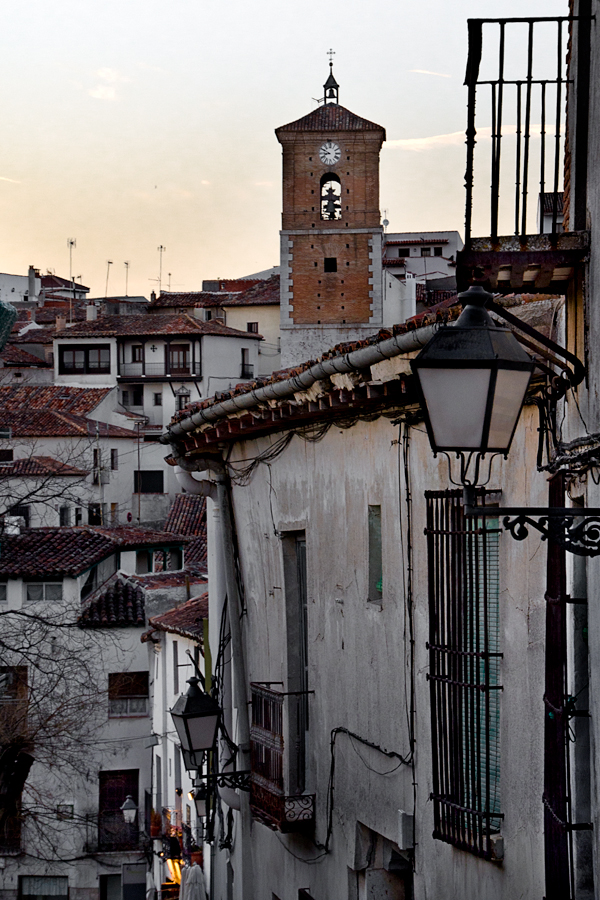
[249,684,315,833]
[118,362,201,380]
[457,15,591,292]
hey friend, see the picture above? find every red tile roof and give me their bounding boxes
[164,495,206,535]
[131,570,207,589]
[0,456,88,477]
[78,577,145,628]
[276,103,385,136]
[147,593,208,640]
[184,536,207,569]
[0,525,189,579]
[0,385,111,415]
[152,276,280,310]
[11,326,55,344]
[0,410,137,438]
[0,345,51,367]
[41,274,90,293]
[55,314,259,340]
[0,527,116,577]
[94,525,190,547]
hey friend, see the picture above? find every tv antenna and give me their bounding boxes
[105,260,113,298]
[157,245,166,293]
[67,238,76,322]
[124,261,130,297]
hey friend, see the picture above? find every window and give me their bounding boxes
[81,554,117,601]
[397,247,410,257]
[283,532,308,793]
[134,470,164,494]
[320,172,341,220]
[0,449,13,462]
[169,344,190,375]
[153,393,162,407]
[434,246,443,256]
[58,344,110,374]
[88,503,103,525]
[426,490,502,859]
[108,672,149,717]
[324,257,337,273]
[110,449,118,470]
[131,345,143,363]
[0,584,6,603]
[122,391,130,407]
[176,391,190,412]
[20,877,69,900]
[173,642,179,694]
[136,550,152,574]
[98,769,139,850]
[367,505,383,603]
[132,387,143,407]
[59,506,70,527]
[204,309,213,321]
[75,507,83,525]
[10,504,30,527]
[247,322,259,333]
[26,582,62,602]
[93,448,102,484]
[241,349,253,379]
[421,247,431,257]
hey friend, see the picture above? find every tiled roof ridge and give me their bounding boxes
[144,593,208,642]
[78,575,146,629]
[276,103,385,135]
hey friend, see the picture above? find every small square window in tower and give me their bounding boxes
[324,258,337,273]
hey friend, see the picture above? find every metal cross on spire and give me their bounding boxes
[323,49,339,104]
[327,48,335,65]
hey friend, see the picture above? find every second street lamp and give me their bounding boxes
[170,677,220,770]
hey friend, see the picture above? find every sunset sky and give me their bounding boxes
[0,0,566,297]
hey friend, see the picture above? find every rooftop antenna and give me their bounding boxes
[105,260,113,298]
[67,238,76,323]
[382,210,389,233]
[168,272,172,291]
[124,261,130,297]
[157,245,166,293]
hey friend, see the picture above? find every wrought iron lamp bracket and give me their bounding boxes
[196,770,251,791]
[464,499,600,557]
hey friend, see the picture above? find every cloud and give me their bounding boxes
[200,180,211,186]
[387,130,467,152]
[254,181,273,187]
[0,176,20,184]
[88,68,129,101]
[410,68,451,78]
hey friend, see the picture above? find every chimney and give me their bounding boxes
[86,303,97,321]
[56,315,67,332]
[28,265,37,304]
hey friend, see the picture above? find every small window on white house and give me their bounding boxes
[26,582,62,602]
[367,505,383,604]
[111,449,118,470]
[247,322,259,333]
[153,393,162,407]
[421,247,431,257]
[434,246,443,256]
[108,672,149,717]
[0,584,7,603]
[131,345,143,363]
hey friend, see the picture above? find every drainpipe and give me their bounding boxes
[174,466,253,896]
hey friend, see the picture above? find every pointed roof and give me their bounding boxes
[276,103,385,137]
[324,68,339,90]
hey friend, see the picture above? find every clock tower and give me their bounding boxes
[276,66,386,366]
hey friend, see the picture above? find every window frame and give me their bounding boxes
[25,581,63,602]
[58,344,111,375]
[426,489,503,859]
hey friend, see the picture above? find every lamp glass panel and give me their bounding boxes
[188,713,219,751]
[122,807,136,824]
[194,797,207,817]
[487,368,531,449]
[418,367,491,449]
[170,713,191,752]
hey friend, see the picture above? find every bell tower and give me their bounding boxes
[276,68,386,366]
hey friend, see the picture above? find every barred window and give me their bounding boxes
[426,490,502,859]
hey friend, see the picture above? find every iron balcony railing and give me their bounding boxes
[119,362,202,378]
[464,14,591,244]
[249,684,314,833]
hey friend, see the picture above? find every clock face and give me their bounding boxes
[319,142,341,165]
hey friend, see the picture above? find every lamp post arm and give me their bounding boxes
[486,299,586,387]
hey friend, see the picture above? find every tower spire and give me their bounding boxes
[323,49,339,104]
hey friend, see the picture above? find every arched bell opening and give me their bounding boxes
[320,173,342,221]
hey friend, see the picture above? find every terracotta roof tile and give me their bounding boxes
[276,103,385,136]
[0,410,137,438]
[0,456,88,477]
[0,385,111,414]
[0,345,51,367]
[153,276,280,310]
[78,576,145,629]
[147,593,208,640]
[164,495,206,535]
[131,570,207,589]
[0,527,116,578]
[93,525,190,547]
[55,314,258,339]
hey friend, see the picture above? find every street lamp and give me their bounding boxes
[191,784,207,818]
[411,285,535,455]
[170,678,220,770]
[120,795,138,825]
